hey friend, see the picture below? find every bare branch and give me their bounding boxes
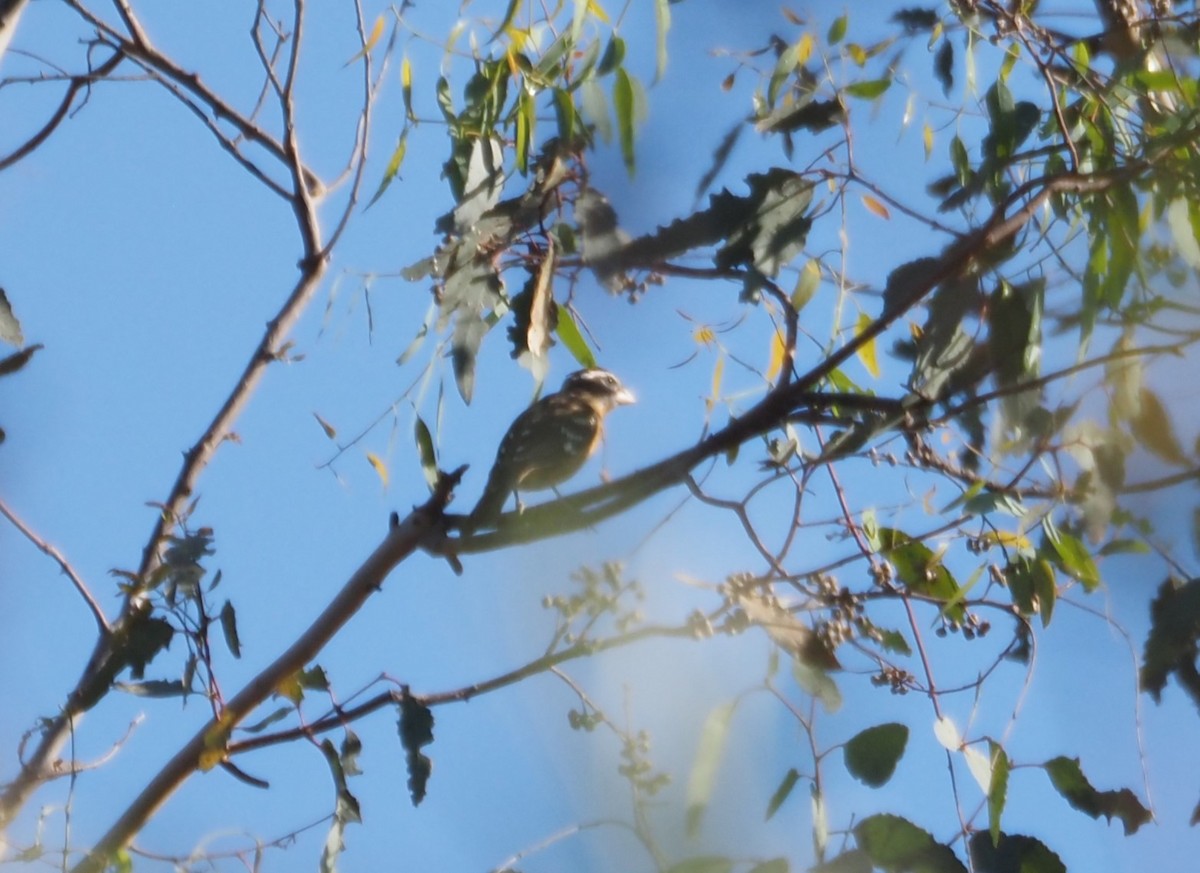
[0,50,124,171]
[0,496,110,634]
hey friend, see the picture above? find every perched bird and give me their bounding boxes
[467,368,635,528]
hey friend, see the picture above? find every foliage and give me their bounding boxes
[3,0,1200,871]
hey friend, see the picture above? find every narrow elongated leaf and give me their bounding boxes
[855,312,879,377]
[845,78,891,99]
[828,13,848,45]
[1041,519,1099,590]
[219,599,241,659]
[686,700,737,835]
[653,0,670,82]
[367,129,408,208]
[614,67,636,176]
[554,306,597,368]
[413,415,437,490]
[1131,387,1188,465]
[765,767,800,820]
[366,451,389,488]
[987,742,1009,845]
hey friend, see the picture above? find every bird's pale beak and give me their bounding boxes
[614,386,636,406]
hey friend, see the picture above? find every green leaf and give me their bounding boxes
[686,700,737,836]
[401,55,414,120]
[844,78,891,100]
[1131,387,1189,465]
[811,850,872,873]
[747,860,789,873]
[844,723,908,787]
[493,0,523,38]
[597,34,626,77]
[554,306,597,368]
[397,690,435,806]
[614,67,636,176]
[1140,576,1200,701]
[552,88,576,142]
[1043,756,1151,835]
[987,742,1009,846]
[516,91,535,174]
[793,658,842,713]
[413,415,438,490]
[242,706,292,734]
[792,259,821,311]
[664,858,734,873]
[854,814,967,873]
[653,0,670,82]
[828,13,848,45]
[219,599,241,659]
[114,679,188,698]
[765,767,801,820]
[1041,519,1100,591]
[580,78,611,142]
[876,527,964,621]
[934,39,953,95]
[968,832,1065,873]
[570,0,587,43]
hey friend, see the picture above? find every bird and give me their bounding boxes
[466,368,635,529]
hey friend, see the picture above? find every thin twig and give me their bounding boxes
[0,496,110,634]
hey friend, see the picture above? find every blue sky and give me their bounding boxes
[2,1,1199,870]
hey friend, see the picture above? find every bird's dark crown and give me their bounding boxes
[561,368,627,398]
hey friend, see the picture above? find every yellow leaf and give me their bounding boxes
[366,451,389,488]
[344,15,386,65]
[861,194,890,220]
[796,32,814,65]
[981,530,1032,551]
[766,329,786,382]
[709,354,725,412]
[587,0,610,23]
[855,312,879,378]
[923,122,934,160]
[792,259,821,311]
[365,14,385,52]
[312,412,337,440]
[401,56,414,120]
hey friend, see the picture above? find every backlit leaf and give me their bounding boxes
[366,452,389,489]
[0,288,22,346]
[614,67,636,176]
[413,416,437,490]
[765,768,800,820]
[554,306,597,368]
[855,312,879,378]
[766,330,786,383]
[844,78,891,100]
[686,701,737,835]
[861,194,890,219]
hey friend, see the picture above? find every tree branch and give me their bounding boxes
[72,473,461,873]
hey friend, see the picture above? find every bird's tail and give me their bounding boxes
[465,472,510,533]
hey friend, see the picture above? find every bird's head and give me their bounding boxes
[560,368,636,411]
